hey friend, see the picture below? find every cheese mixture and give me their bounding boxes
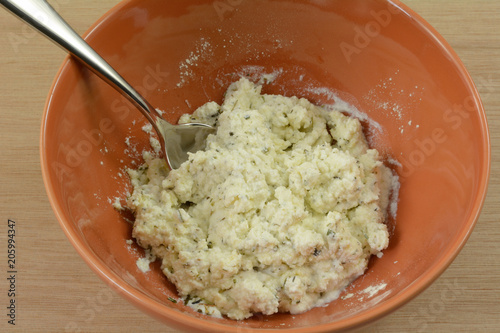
[127,78,396,320]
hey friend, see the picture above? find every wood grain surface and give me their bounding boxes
[0,1,498,332]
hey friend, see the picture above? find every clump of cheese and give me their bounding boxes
[127,78,395,320]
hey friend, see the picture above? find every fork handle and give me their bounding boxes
[0,0,163,127]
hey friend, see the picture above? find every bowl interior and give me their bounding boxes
[41,0,489,331]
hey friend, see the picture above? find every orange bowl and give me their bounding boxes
[40,0,490,332]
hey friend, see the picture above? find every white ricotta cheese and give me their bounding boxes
[127,78,396,320]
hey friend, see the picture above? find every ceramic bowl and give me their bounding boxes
[40,0,490,332]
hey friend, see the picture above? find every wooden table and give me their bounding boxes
[1,1,498,332]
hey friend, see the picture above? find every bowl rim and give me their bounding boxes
[39,0,491,332]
